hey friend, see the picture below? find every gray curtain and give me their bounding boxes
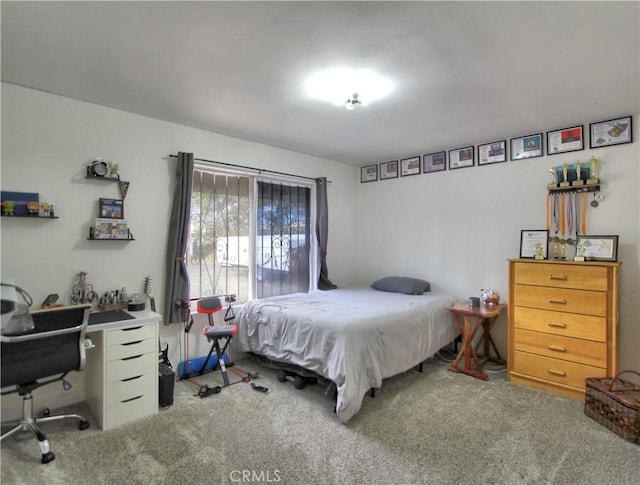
[316,177,337,290]
[163,152,194,324]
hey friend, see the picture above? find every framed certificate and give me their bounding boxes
[520,230,549,259]
[448,146,474,170]
[477,140,506,166]
[547,125,584,155]
[379,160,399,180]
[360,164,378,183]
[590,116,632,148]
[510,133,543,160]
[400,156,421,177]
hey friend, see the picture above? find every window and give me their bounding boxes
[187,166,314,302]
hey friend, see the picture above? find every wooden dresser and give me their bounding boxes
[507,259,620,400]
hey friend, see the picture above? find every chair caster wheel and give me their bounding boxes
[277,370,287,382]
[79,420,90,430]
[42,451,55,464]
[294,376,307,389]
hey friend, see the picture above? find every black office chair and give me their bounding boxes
[1,304,93,464]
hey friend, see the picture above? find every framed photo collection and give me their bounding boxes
[359,114,631,188]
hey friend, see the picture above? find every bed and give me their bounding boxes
[235,285,458,423]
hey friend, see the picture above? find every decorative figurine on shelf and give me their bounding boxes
[560,163,570,187]
[561,239,567,260]
[26,201,39,216]
[572,161,584,186]
[2,200,15,216]
[588,156,599,185]
[534,242,545,260]
[40,202,52,217]
[548,168,557,188]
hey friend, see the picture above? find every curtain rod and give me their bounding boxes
[169,154,331,184]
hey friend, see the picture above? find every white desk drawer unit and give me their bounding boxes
[86,314,160,430]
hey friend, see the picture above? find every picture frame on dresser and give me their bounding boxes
[576,235,619,262]
[519,230,549,259]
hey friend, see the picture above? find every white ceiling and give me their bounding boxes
[2,1,639,166]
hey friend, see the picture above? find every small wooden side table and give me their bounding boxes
[447,301,507,381]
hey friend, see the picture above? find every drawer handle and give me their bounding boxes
[122,340,143,346]
[548,274,568,281]
[121,326,143,332]
[547,368,567,377]
[547,322,567,328]
[122,375,143,382]
[547,345,567,353]
[548,298,567,305]
[121,395,143,403]
[122,354,143,361]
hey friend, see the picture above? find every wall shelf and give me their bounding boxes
[2,215,59,219]
[85,175,126,183]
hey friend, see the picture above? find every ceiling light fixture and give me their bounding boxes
[305,68,393,110]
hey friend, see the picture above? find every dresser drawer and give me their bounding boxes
[106,337,156,361]
[106,352,156,383]
[513,262,608,291]
[107,372,155,404]
[513,307,606,341]
[514,285,607,317]
[513,328,606,367]
[106,391,156,429]
[513,350,607,389]
[106,324,156,346]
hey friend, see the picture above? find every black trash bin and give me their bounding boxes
[159,362,175,408]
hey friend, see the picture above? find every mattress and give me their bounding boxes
[235,287,457,423]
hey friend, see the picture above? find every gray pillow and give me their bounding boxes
[370,276,431,295]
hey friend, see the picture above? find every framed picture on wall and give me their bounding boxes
[422,151,446,173]
[448,146,474,169]
[379,160,399,180]
[99,198,124,219]
[360,164,378,183]
[477,140,507,166]
[589,116,632,148]
[400,156,421,177]
[510,133,543,160]
[547,125,584,155]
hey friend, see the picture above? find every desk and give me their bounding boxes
[447,302,506,381]
[85,309,161,430]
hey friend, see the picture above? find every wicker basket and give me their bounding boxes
[585,370,640,443]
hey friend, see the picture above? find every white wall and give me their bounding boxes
[0,83,358,418]
[356,118,640,373]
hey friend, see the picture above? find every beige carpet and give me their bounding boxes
[1,357,639,484]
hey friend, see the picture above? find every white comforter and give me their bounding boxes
[236,288,457,423]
